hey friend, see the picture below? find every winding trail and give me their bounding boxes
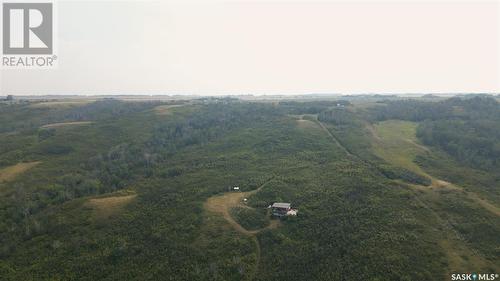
[203,180,279,280]
[204,180,279,235]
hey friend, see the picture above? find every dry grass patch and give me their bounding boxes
[87,193,137,220]
[0,161,41,183]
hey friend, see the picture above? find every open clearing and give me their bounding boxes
[86,193,137,220]
[0,161,41,183]
[296,119,322,130]
[41,121,93,129]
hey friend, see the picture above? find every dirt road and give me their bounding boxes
[204,180,279,280]
[204,181,279,235]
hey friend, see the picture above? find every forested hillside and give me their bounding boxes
[0,96,498,280]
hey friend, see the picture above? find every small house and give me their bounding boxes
[271,202,291,217]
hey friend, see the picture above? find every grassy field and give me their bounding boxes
[371,120,428,175]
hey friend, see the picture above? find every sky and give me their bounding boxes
[0,0,499,96]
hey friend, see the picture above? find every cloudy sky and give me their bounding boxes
[1,0,499,95]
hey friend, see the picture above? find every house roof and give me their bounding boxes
[272,202,291,208]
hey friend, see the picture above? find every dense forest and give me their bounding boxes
[0,96,498,280]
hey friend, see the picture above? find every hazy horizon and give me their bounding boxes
[1,0,499,95]
[2,92,498,98]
